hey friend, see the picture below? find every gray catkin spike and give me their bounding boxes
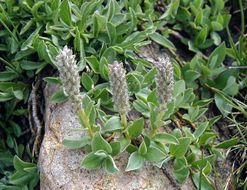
[108,62,130,115]
[154,55,174,112]
[56,46,82,112]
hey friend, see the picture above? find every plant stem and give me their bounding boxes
[226,26,242,65]
[150,111,165,137]
[176,111,196,129]
[78,109,93,138]
[120,113,130,139]
[239,0,245,35]
[238,0,245,62]
[199,149,204,190]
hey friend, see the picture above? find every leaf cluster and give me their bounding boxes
[0,0,246,189]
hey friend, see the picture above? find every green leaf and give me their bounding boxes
[74,29,85,70]
[223,76,239,96]
[99,57,109,80]
[107,22,116,45]
[193,99,213,107]
[173,60,182,79]
[208,42,226,69]
[31,1,45,19]
[215,0,224,10]
[51,89,69,103]
[194,122,209,139]
[192,155,216,168]
[127,73,142,93]
[93,12,106,37]
[184,70,200,83]
[195,9,203,25]
[147,90,158,106]
[21,26,41,51]
[81,152,104,170]
[85,56,100,73]
[62,136,90,149]
[159,0,180,19]
[103,156,119,173]
[10,37,19,54]
[13,90,23,100]
[133,99,149,117]
[91,132,112,154]
[20,61,46,71]
[9,121,22,137]
[7,135,14,148]
[196,26,208,46]
[144,146,166,162]
[214,93,232,117]
[110,141,121,156]
[33,38,53,64]
[153,133,179,145]
[103,116,122,133]
[0,92,13,102]
[119,138,131,152]
[13,156,36,171]
[20,20,33,35]
[214,138,238,149]
[150,32,176,50]
[211,21,223,31]
[210,32,221,46]
[173,80,186,97]
[119,31,148,49]
[203,161,212,175]
[128,118,144,138]
[0,71,18,81]
[9,170,37,186]
[107,0,116,21]
[125,151,144,171]
[126,144,137,154]
[173,157,189,183]
[43,77,62,84]
[138,141,147,155]
[143,68,156,87]
[81,73,94,91]
[60,0,72,26]
[74,28,83,52]
[199,132,217,145]
[170,137,191,158]
[94,150,108,158]
[128,7,137,32]
[80,0,104,30]
[188,40,199,52]
[192,172,214,190]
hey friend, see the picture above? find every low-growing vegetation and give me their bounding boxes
[0,0,246,189]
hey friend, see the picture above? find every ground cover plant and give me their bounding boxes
[0,0,246,189]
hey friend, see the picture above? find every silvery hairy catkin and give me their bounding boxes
[109,62,130,115]
[56,46,82,112]
[154,55,174,112]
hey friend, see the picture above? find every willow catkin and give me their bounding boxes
[55,46,82,112]
[154,55,174,112]
[108,62,130,115]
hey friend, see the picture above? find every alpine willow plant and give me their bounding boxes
[60,52,177,174]
[56,46,82,112]
[108,62,130,138]
[151,56,174,135]
[56,46,93,137]
[155,56,174,112]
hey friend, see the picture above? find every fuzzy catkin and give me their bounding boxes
[109,62,130,115]
[154,55,174,112]
[56,46,82,112]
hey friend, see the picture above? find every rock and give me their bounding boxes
[39,84,194,190]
